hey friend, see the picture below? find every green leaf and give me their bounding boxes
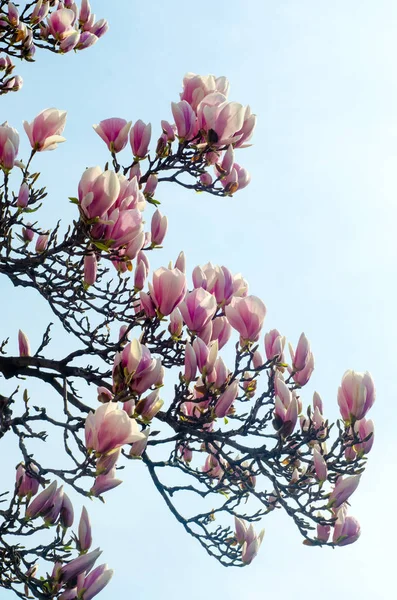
[146,196,161,206]
[93,240,113,252]
[23,204,42,214]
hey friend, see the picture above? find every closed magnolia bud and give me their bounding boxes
[84,253,97,288]
[151,209,167,246]
[93,118,131,153]
[337,370,375,424]
[200,172,212,186]
[312,448,328,483]
[143,174,157,198]
[174,251,186,273]
[18,329,30,357]
[8,2,20,26]
[35,233,49,253]
[22,224,34,243]
[118,325,129,342]
[17,182,29,208]
[134,260,147,291]
[78,506,92,552]
[95,448,121,476]
[16,463,40,498]
[135,390,163,422]
[130,120,151,158]
[97,386,113,403]
[59,492,74,528]
[168,308,183,338]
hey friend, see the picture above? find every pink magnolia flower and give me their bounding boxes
[93,118,131,153]
[78,167,120,220]
[234,105,257,148]
[90,467,122,496]
[149,267,187,317]
[225,295,267,343]
[273,379,298,436]
[79,0,92,23]
[59,492,74,528]
[179,288,217,333]
[16,463,39,498]
[47,8,76,40]
[85,402,145,454]
[181,73,222,111]
[59,30,80,53]
[337,370,375,423]
[135,390,164,421]
[211,316,232,350]
[239,523,265,565]
[353,418,374,455]
[193,338,218,377]
[293,351,314,387]
[0,121,19,171]
[115,340,163,395]
[197,94,246,146]
[80,564,113,600]
[125,230,145,260]
[234,516,248,545]
[25,480,58,520]
[333,514,361,546]
[89,18,108,38]
[35,234,49,253]
[60,549,102,584]
[130,120,151,158]
[139,291,156,318]
[328,475,361,509]
[171,100,198,141]
[24,108,66,151]
[313,391,324,414]
[95,448,121,476]
[289,333,310,372]
[77,30,98,50]
[143,173,158,198]
[17,182,29,208]
[215,379,239,418]
[200,172,212,186]
[134,260,147,292]
[265,329,286,362]
[221,164,251,192]
[97,207,143,249]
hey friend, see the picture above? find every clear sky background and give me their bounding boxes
[1,1,396,598]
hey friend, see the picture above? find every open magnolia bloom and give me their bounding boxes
[0,71,375,600]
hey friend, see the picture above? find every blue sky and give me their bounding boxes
[1,1,396,598]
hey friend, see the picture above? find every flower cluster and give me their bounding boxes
[0,1,108,96]
[15,469,113,599]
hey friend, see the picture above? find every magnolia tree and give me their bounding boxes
[0,38,376,600]
[0,0,107,95]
